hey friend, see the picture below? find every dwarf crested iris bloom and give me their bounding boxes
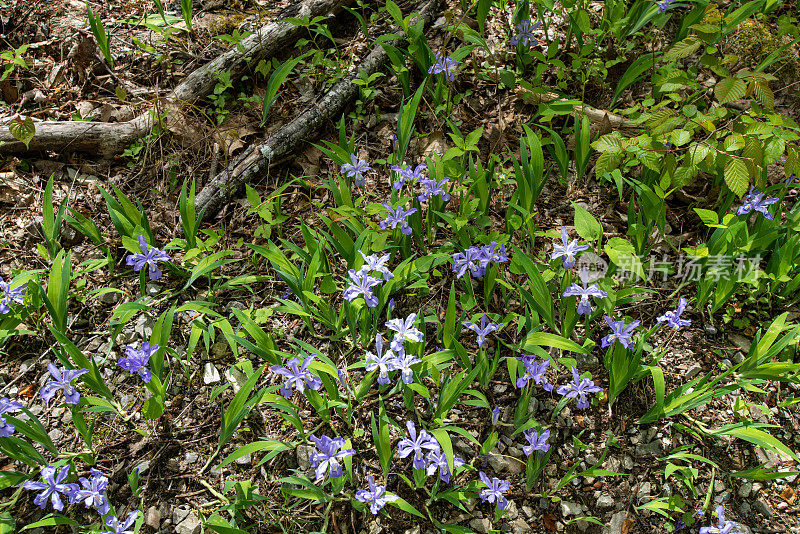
[73,468,110,515]
[118,342,157,383]
[491,406,500,426]
[341,153,371,187]
[0,397,22,437]
[365,335,396,385]
[126,235,171,281]
[452,247,485,279]
[391,162,427,190]
[343,269,382,307]
[786,173,797,186]
[510,19,541,47]
[380,204,417,235]
[40,364,88,405]
[516,354,554,391]
[386,313,424,352]
[563,268,607,315]
[358,251,393,280]
[656,0,675,13]
[551,226,589,269]
[397,420,440,469]
[478,471,510,509]
[428,52,460,81]
[309,434,356,482]
[462,315,502,347]
[356,475,399,514]
[481,242,508,264]
[100,511,139,534]
[270,355,322,398]
[522,428,550,456]
[418,177,451,203]
[601,316,640,350]
[0,277,25,314]
[391,348,421,385]
[699,505,738,534]
[557,366,603,410]
[736,187,779,220]
[425,449,465,483]
[23,465,77,511]
[657,297,692,330]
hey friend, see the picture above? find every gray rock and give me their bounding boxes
[509,518,530,534]
[738,481,752,498]
[732,351,745,364]
[235,453,252,465]
[296,445,315,472]
[134,314,154,339]
[560,501,581,516]
[175,510,201,534]
[469,518,492,534]
[576,352,600,370]
[203,363,221,385]
[146,283,161,296]
[48,428,64,442]
[728,334,751,353]
[714,479,725,492]
[608,511,628,534]
[753,498,773,517]
[597,494,614,509]
[172,506,191,526]
[636,482,651,501]
[635,441,662,456]
[145,506,161,529]
[504,500,519,520]
[133,460,150,475]
[622,455,634,470]
[403,527,421,534]
[488,453,524,475]
[99,290,121,305]
[19,358,36,373]
[184,452,199,464]
[686,364,702,379]
[704,325,718,336]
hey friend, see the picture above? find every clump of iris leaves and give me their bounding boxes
[1,0,799,533]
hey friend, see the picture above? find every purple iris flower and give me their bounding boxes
[481,242,508,264]
[308,434,356,482]
[417,177,451,203]
[390,347,422,385]
[601,316,640,350]
[386,313,424,352]
[699,505,737,534]
[510,19,541,47]
[397,420,440,469]
[425,449,465,483]
[118,342,156,383]
[491,406,500,426]
[0,277,26,314]
[100,511,139,534]
[72,468,110,515]
[357,251,393,280]
[428,52,460,81]
[657,297,692,330]
[343,269,382,307]
[270,355,323,398]
[356,475,399,514]
[452,247,485,279]
[0,397,22,437]
[556,366,603,410]
[736,187,779,220]
[656,0,675,13]
[391,162,427,190]
[364,335,397,385]
[551,226,590,269]
[341,154,371,187]
[462,315,502,347]
[522,428,550,456]
[23,465,78,511]
[478,471,510,509]
[562,268,607,315]
[126,235,171,281]
[516,355,554,391]
[40,364,89,405]
[380,204,417,235]
[786,172,797,186]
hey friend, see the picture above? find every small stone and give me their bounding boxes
[636,482,651,501]
[296,445,315,472]
[509,518,530,534]
[133,460,150,475]
[597,494,614,509]
[211,342,229,358]
[732,351,745,364]
[728,334,751,353]
[99,290,121,305]
[469,518,492,534]
[203,363,221,385]
[488,453,524,475]
[145,506,161,529]
[777,501,789,511]
[175,510,201,534]
[560,501,581,517]
[172,506,191,526]
[635,441,662,457]
[686,364,702,379]
[145,283,161,296]
[622,455,634,470]
[576,352,600,370]
[753,498,773,517]
[47,428,64,442]
[714,479,725,493]
[235,453,252,465]
[609,511,628,534]
[184,452,199,464]
[19,358,36,373]
[134,314,154,339]
[722,359,733,369]
[704,325,718,336]
[504,500,519,520]
[738,482,752,498]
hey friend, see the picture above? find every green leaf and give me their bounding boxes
[0,512,14,534]
[713,426,798,463]
[663,36,702,60]
[572,202,602,241]
[389,497,425,518]
[724,158,749,197]
[521,332,587,354]
[604,237,645,281]
[8,116,35,148]
[715,77,747,104]
[219,440,290,468]
[21,515,79,531]
[693,208,719,226]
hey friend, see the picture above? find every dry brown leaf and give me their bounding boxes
[18,384,37,398]
[780,486,796,505]
[621,516,634,534]
[543,514,557,532]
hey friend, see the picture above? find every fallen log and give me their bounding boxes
[0,0,350,156]
[194,0,441,220]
